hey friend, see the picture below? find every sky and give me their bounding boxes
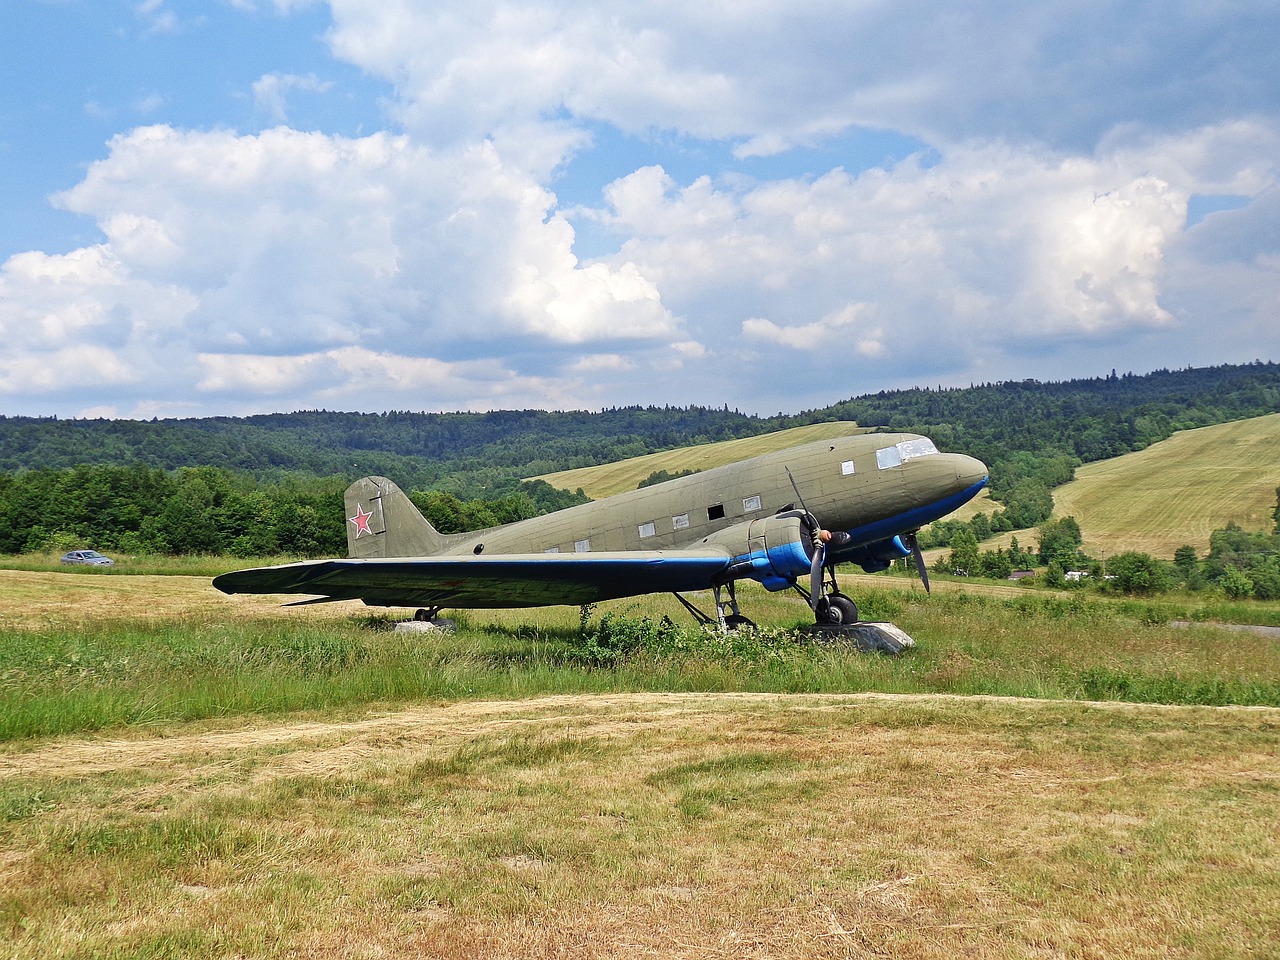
[1,0,1278,421]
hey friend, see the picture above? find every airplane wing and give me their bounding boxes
[212,548,735,609]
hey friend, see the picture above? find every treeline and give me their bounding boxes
[0,466,586,557]
[4,363,1279,506]
[2,362,1279,555]
[0,406,781,497]
[929,499,1280,600]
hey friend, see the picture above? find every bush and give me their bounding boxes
[1106,551,1171,595]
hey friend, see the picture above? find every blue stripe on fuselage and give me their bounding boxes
[828,477,989,558]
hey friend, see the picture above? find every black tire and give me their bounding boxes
[825,595,858,625]
[724,614,756,632]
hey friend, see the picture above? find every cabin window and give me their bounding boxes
[574,538,591,553]
[544,546,560,553]
[672,513,690,531]
[707,503,725,521]
[875,445,902,469]
[841,460,855,476]
[638,521,656,539]
[743,495,762,512]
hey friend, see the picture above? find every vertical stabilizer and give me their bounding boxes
[345,476,448,558]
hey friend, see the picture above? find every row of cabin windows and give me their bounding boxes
[543,442,938,552]
[637,493,763,540]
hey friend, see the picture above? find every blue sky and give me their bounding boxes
[2,0,1278,419]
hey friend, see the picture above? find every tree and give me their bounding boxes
[976,547,1012,580]
[1002,479,1054,529]
[1038,517,1083,568]
[1107,551,1171,595]
[1220,565,1254,600]
[944,528,980,576]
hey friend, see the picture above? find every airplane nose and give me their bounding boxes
[956,454,989,489]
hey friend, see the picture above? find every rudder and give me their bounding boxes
[345,476,449,558]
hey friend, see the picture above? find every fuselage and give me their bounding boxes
[425,432,988,560]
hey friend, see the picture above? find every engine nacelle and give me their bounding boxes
[705,511,815,591]
[840,535,911,573]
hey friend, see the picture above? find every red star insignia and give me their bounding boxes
[349,504,374,538]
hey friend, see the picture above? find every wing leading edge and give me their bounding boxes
[212,549,735,609]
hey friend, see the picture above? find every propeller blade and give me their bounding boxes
[907,532,931,593]
[809,539,826,609]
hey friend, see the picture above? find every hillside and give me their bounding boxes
[1052,413,1280,558]
[2,362,1278,506]
[531,422,867,498]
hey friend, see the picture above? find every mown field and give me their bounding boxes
[531,421,866,498]
[4,570,1280,958]
[1053,413,1280,558]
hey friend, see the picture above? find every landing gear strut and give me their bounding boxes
[672,581,756,632]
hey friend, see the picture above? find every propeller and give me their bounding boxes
[809,530,826,610]
[903,531,931,593]
[786,466,827,609]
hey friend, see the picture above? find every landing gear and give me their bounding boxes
[797,559,862,626]
[414,607,442,622]
[671,582,756,632]
[816,593,859,626]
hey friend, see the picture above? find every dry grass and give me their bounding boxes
[0,569,348,630]
[530,422,867,498]
[2,693,1277,959]
[4,568,1279,956]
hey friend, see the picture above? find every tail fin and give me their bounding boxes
[345,476,449,558]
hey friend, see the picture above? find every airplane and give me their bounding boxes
[213,431,988,630]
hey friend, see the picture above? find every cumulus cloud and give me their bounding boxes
[5,1,1280,416]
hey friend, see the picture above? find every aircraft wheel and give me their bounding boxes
[724,614,756,632]
[414,608,432,622]
[819,595,859,626]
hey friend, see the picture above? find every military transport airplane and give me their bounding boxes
[214,432,987,629]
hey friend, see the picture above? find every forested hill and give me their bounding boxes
[2,361,1278,499]
[0,406,788,494]
[817,362,1280,476]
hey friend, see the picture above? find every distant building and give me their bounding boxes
[1064,570,1088,581]
[1008,570,1036,581]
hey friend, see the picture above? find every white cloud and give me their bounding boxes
[318,1,1280,154]
[2,123,680,410]
[5,1,1280,416]
[252,72,336,123]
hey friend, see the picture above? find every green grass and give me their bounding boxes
[3,693,1278,959]
[1051,413,1280,558]
[4,584,1280,742]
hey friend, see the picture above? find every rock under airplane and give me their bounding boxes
[213,431,988,631]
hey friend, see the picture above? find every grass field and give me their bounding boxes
[531,421,867,498]
[5,554,1280,955]
[1052,413,1280,559]
[3,691,1278,958]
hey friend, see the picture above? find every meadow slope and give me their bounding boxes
[1052,413,1280,558]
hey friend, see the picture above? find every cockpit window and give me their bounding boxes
[897,438,938,460]
[876,438,939,469]
[875,445,902,469]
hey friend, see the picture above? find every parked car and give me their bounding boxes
[60,550,115,566]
